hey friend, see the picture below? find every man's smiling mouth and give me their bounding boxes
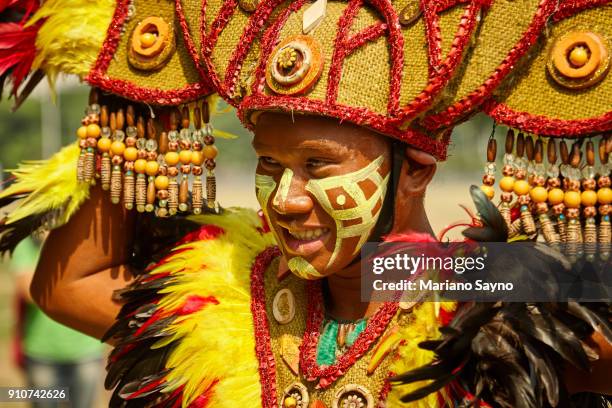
[279,226,331,256]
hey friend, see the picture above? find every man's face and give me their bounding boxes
[253,113,391,279]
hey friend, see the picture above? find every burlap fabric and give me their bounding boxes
[86,0,213,105]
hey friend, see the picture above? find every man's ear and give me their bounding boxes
[397,148,437,196]
[390,148,436,234]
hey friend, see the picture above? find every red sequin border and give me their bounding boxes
[484,99,612,136]
[250,246,282,408]
[239,94,450,159]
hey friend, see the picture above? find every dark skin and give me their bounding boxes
[31,112,611,395]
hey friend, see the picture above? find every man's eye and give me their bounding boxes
[259,157,280,166]
[306,158,331,168]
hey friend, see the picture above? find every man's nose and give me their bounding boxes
[271,169,314,214]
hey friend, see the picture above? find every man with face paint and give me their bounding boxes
[3,0,611,406]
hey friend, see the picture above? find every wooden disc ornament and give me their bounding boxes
[128,17,176,71]
[547,30,610,89]
[266,35,324,95]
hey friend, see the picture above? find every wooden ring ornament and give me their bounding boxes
[266,35,324,95]
[272,288,296,324]
[280,382,309,408]
[332,384,374,408]
[547,31,610,89]
[128,17,176,71]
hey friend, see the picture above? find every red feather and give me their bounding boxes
[0,0,41,96]
[0,22,39,94]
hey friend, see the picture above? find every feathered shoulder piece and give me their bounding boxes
[0,143,88,254]
[393,187,612,407]
[103,208,276,408]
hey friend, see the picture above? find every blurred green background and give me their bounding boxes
[0,81,496,406]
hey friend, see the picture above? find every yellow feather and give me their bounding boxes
[387,302,457,407]
[148,208,274,408]
[0,143,90,226]
[27,0,115,86]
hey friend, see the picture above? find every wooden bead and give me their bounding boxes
[116,109,125,129]
[88,88,99,104]
[202,101,210,123]
[100,106,109,127]
[560,140,569,164]
[505,129,514,154]
[109,112,117,132]
[179,177,189,204]
[158,132,169,154]
[181,106,190,129]
[525,135,534,161]
[123,173,135,209]
[599,138,609,164]
[516,132,525,157]
[126,105,135,126]
[137,116,145,138]
[169,109,179,130]
[547,139,557,164]
[535,139,543,163]
[193,107,202,130]
[586,140,595,166]
[487,139,497,162]
[101,155,111,190]
[111,167,122,204]
[146,180,157,207]
[136,174,146,211]
[570,142,582,167]
[147,118,157,139]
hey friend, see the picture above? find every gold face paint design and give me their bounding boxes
[287,256,324,279]
[305,155,389,268]
[255,156,389,280]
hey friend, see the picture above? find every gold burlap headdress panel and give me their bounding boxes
[175,0,565,159]
[86,0,214,105]
[419,0,612,137]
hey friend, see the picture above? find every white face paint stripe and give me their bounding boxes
[255,174,277,207]
[272,168,294,209]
